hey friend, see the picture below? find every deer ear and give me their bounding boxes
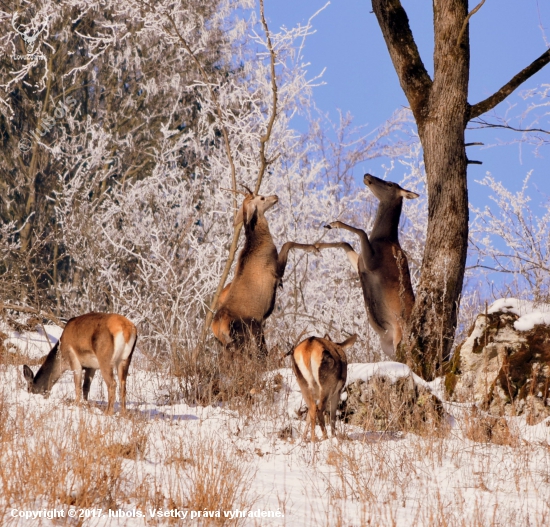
[323,333,332,341]
[243,201,257,225]
[23,365,34,383]
[338,334,358,349]
[401,189,419,200]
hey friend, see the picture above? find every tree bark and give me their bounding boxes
[372,0,549,379]
[408,0,470,379]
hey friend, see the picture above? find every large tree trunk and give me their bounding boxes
[373,0,470,379]
[407,1,470,379]
[372,0,550,379]
[412,106,470,379]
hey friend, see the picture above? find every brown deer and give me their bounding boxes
[23,313,137,414]
[212,187,323,358]
[291,333,357,441]
[325,174,419,358]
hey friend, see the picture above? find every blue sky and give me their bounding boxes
[264,0,550,211]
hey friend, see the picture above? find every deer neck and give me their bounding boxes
[32,343,64,393]
[370,198,403,242]
[243,216,275,253]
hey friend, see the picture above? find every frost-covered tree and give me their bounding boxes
[0,0,228,305]
[470,173,550,304]
[0,0,442,367]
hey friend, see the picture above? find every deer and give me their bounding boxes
[212,186,331,359]
[291,333,357,441]
[23,312,137,414]
[325,174,419,359]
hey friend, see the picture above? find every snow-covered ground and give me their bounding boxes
[2,299,550,526]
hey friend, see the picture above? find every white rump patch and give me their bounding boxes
[112,331,135,364]
[296,354,316,391]
[310,354,322,389]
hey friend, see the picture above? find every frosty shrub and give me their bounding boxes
[471,173,550,303]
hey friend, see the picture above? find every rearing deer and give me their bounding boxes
[23,312,137,414]
[325,174,419,358]
[211,188,322,358]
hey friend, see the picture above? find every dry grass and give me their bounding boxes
[344,375,449,437]
[166,435,257,524]
[318,424,550,526]
[0,383,258,526]
[1,326,550,526]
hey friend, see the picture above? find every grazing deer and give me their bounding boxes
[291,333,357,441]
[212,187,323,358]
[325,174,419,358]
[23,313,137,414]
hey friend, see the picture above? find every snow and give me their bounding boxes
[270,362,434,420]
[514,311,550,331]
[2,318,550,526]
[488,297,550,331]
[347,361,430,389]
[1,321,62,359]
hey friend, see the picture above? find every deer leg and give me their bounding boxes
[67,347,84,405]
[118,334,137,414]
[299,390,318,442]
[117,360,131,413]
[99,362,117,415]
[82,368,96,401]
[251,322,268,360]
[314,242,359,272]
[324,221,374,261]
[316,397,329,441]
[309,404,318,443]
[73,367,83,405]
[392,325,403,355]
[277,242,320,278]
[302,411,311,441]
[327,392,342,439]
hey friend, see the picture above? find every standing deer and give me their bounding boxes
[325,174,419,358]
[211,187,324,358]
[291,333,357,441]
[23,313,137,414]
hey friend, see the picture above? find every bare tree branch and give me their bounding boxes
[0,303,66,328]
[469,48,550,120]
[144,2,242,344]
[456,0,486,48]
[162,12,237,208]
[371,0,432,119]
[255,0,278,194]
[469,118,550,135]
[200,0,280,341]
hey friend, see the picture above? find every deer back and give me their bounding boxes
[291,334,357,401]
[23,313,137,395]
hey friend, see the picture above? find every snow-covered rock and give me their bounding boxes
[447,298,550,424]
[344,365,445,433]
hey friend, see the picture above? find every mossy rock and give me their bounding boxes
[342,375,446,434]
[449,310,550,424]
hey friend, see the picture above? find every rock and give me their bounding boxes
[446,307,550,424]
[343,374,446,434]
